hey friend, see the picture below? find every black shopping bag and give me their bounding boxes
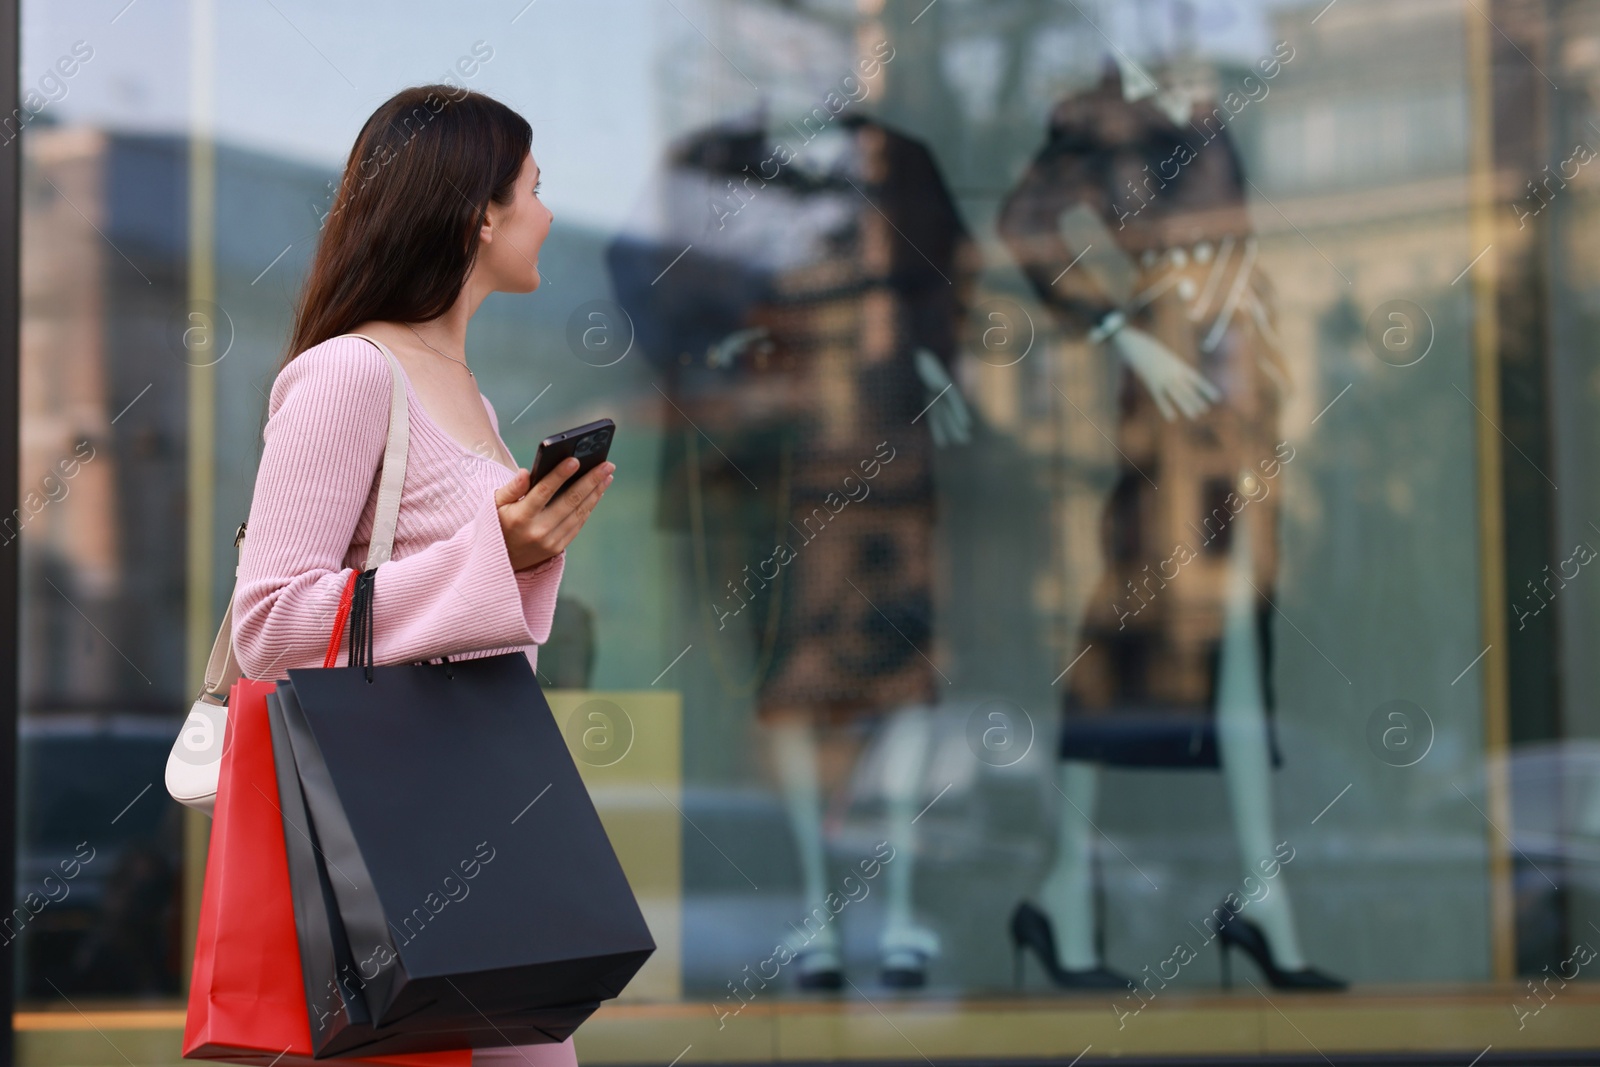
[265,691,600,1057]
[276,610,654,1034]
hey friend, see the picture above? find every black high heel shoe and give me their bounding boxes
[1009,901,1133,990]
[794,947,843,991]
[1214,905,1347,991]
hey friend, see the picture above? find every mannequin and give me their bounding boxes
[997,48,1343,990]
[606,69,976,988]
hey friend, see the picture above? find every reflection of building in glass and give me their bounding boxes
[1251,0,1558,976]
[18,126,189,996]
[21,127,180,705]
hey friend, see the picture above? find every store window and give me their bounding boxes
[14,0,1600,1061]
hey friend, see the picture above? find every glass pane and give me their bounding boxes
[17,4,191,999]
[14,0,1600,1060]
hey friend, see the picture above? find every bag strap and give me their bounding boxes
[346,332,411,570]
[196,333,410,698]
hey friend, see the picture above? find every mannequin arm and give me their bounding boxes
[1104,323,1221,421]
[913,347,972,447]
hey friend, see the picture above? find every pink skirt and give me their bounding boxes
[471,1039,577,1067]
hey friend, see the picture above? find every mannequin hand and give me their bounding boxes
[1108,325,1221,421]
[495,458,614,570]
[914,347,972,448]
[706,326,771,368]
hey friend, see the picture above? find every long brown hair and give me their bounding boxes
[281,85,532,369]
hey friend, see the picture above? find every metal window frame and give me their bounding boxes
[2,0,22,1060]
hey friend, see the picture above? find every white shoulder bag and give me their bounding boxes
[164,333,411,815]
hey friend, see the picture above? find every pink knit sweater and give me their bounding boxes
[231,334,564,681]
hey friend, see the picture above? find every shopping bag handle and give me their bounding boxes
[323,566,378,680]
[323,568,362,669]
[325,566,451,681]
[348,568,376,678]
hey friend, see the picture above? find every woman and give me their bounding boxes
[232,85,611,1066]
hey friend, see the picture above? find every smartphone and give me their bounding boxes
[529,417,615,500]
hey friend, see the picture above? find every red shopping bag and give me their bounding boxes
[182,673,470,1067]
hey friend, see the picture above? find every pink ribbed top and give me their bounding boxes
[231,334,564,682]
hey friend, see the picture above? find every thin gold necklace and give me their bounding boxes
[406,322,475,378]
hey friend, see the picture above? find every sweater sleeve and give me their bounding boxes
[479,392,567,646]
[232,337,538,680]
[517,553,565,644]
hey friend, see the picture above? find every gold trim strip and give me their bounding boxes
[18,993,1600,1059]
[17,1010,188,1031]
[182,0,217,995]
[1462,0,1515,982]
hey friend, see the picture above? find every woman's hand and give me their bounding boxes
[494,458,615,571]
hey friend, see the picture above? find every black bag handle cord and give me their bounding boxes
[347,568,377,681]
[345,566,453,682]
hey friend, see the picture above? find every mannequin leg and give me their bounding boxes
[877,703,940,966]
[1215,514,1307,970]
[767,715,840,967]
[1037,760,1102,969]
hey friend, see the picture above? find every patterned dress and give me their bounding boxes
[608,114,975,724]
[999,65,1291,767]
